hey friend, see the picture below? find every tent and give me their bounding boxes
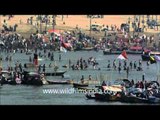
[48,29,61,36]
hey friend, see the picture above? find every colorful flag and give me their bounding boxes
[154,55,160,62]
[149,56,156,64]
[117,50,128,60]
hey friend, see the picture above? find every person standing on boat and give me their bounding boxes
[88,75,92,80]
[81,75,85,84]
[101,81,106,86]
[49,63,52,68]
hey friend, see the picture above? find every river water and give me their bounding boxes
[0,50,159,105]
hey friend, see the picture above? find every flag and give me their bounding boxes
[62,42,72,49]
[117,50,128,60]
[33,53,38,66]
[154,55,160,62]
[149,56,156,64]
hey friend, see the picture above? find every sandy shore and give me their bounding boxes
[0,15,160,39]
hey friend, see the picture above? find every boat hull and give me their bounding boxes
[73,83,89,88]
[44,71,66,76]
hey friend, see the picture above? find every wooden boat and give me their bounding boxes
[94,93,121,101]
[94,93,110,101]
[25,50,32,55]
[1,71,12,80]
[86,85,123,101]
[47,80,73,84]
[103,49,122,55]
[148,96,160,104]
[76,87,97,92]
[121,95,149,103]
[82,79,100,85]
[74,47,94,51]
[21,72,43,86]
[126,46,143,54]
[141,51,160,61]
[86,94,96,99]
[126,50,143,54]
[24,63,35,68]
[26,52,32,55]
[104,49,143,55]
[73,83,89,88]
[141,54,150,61]
[44,71,66,76]
[150,51,160,56]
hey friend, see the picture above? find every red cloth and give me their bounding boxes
[121,50,128,59]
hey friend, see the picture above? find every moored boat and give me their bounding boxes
[103,49,122,55]
[73,83,89,88]
[141,54,150,61]
[24,63,35,68]
[141,51,160,61]
[47,80,73,84]
[21,71,43,86]
[44,71,66,76]
[121,95,149,103]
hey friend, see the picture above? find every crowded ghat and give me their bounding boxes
[0,15,160,105]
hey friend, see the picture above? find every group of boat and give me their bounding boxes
[141,51,160,61]
[103,47,160,57]
[103,47,144,55]
[84,79,160,104]
[1,69,160,104]
[0,70,69,86]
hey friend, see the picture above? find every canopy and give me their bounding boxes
[48,29,62,36]
[102,86,122,92]
[130,46,142,50]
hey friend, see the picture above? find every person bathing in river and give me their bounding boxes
[134,61,137,69]
[107,60,111,68]
[49,63,52,68]
[113,59,116,70]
